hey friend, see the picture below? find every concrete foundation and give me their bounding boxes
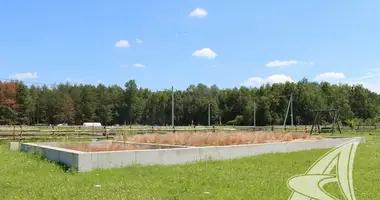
[20,137,366,172]
[8,142,20,150]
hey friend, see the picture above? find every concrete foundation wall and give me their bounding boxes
[21,143,81,168]
[20,137,365,172]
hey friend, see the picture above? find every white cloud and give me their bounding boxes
[192,48,217,59]
[9,72,38,80]
[315,72,345,81]
[265,60,314,67]
[344,68,380,93]
[120,64,145,68]
[361,82,380,93]
[115,40,130,48]
[65,78,83,84]
[345,80,380,94]
[357,72,375,80]
[136,38,143,44]
[356,68,380,80]
[242,74,294,87]
[267,74,294,83]
[133,63,145,68]
[266,60,298,67]
[189,8,208,18]
[302,61,314,65]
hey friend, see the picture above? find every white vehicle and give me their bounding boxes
[82,122,102,127]
[57,123,68,126]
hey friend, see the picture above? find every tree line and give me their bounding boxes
[0,78,379,127]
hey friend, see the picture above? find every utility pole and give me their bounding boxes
[290,93,294,127]
[208,102,211,127]
[283,96,291,127]
[172,86,174,127]
[254,101,256,127]
[282,93,295,128]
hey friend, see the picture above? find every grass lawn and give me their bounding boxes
[0,133,379,200]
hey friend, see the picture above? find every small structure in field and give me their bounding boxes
[19,136,366,172]
[83,122,102,127]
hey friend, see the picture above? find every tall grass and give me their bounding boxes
[60,143,152,152]
[118,131,316,146]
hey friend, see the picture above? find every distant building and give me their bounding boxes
[82,122,102,127]
[57,123,68,126]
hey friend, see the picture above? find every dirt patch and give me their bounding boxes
[60,143,153,152]
[120,131,320,146]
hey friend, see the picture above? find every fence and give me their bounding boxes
[0,124,377,141]
[0,125,110,141]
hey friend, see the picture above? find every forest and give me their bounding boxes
[0,78,379,127]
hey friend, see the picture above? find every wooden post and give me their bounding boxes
[310,112,320,135]
[13,125,15,140]
[104,126,108,140]
[19,125,22,141]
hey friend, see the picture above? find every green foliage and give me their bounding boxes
[1,79,380,126]
[226,115,243,125]
[345,118,359,130]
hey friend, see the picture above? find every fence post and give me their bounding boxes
[76,125,79,138]
[66,126,68,140]
[104,126,108,140]
[19,125,22,141]
[52,125,55,138]
[13,125,15,140]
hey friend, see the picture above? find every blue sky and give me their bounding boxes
[1,0,380,92]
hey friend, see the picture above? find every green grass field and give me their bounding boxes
[0,133,379,199]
